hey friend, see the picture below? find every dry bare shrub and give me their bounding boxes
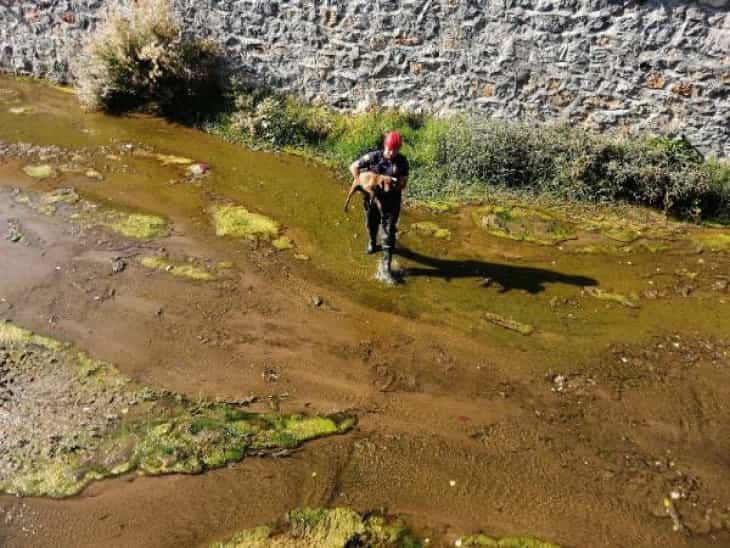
[74,0,221,115]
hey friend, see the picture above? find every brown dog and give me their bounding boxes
[344,172,398,213]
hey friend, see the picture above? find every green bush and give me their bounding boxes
[74,0,222,116]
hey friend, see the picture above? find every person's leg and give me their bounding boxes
[379,192,402,282]
[364,196,381,254]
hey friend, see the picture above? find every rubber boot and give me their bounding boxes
[378,250,396,285]
[366,240,378,254]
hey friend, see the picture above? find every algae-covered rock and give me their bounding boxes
[139,256,215,281]
[410,221,451,239]
[0,323,354,498]
[213,507,419,548]
[458,533,560,547]
[102,212,168,239]
[473,206,575,245]
[22,164,57,179]
[41,188,80,205]
[212,205,280,241]
[584,287,639,308]
[483,312,534,335]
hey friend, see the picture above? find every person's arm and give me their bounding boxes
[350,151,377,181]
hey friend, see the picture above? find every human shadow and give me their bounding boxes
[395,247,597,294]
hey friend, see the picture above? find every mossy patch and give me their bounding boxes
[212,205,280,240]
[272,236,295,250]
[690,231,730,251]
[459,534,560,547]
[584,287,639,308]
[213,507,419,548]
[41,188,80,205]
[139,256,215,281]
[154,153,193,166]
[22,164,57,179]
[0,322,63,351]
[102,212,168,239]
[483,312,534,335]
[473,206,576,246]
[214,507,562,548]
[0,324,353,499]
[410,221,451,239]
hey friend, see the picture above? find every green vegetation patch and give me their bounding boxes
[410,221,451,239]
[272,236,295,250]
[483,312,534,336]
[101,212,168,239]
[212,205,280,240]
[0,322,63,351]
[213,507,420,548]
[458,534,560,547]
[139,256,215,281]
[473,205,576,246]
[584,287,639,308]
[22,164,57,179]
[0,323,353,498]
[213,507,562,548]
[690,231,730,251]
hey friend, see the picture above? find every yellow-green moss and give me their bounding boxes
[584,287,639,308]
[102,212,168,239]
[483,312,534,335]
[0,323,62,350]
[690,231,730,251]
[212,205,280,240]
[154,153,193,166]
[22,164,56,179]
[214,508,418,548]
[272,236,295,250]
[410,221,451,239]
[459,534,561,547]
[139,256,214,281]
[473,206,575,245]
[41,188,80,205]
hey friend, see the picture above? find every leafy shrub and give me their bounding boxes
[74,0,222,116]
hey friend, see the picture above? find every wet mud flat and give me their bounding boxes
[0,77,729,547]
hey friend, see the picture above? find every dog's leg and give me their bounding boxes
[344,183,366,212]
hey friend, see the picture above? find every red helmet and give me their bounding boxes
[384,131,402,151]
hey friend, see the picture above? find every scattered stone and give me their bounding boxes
[85,169,104,181]
[311,295,323,307]
[111,258,126,274]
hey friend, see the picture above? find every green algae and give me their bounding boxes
[212,205,280,240]
[214,507,561,548]
[0,323,353,499]
[410,221,451,239]
[155,153,194,166]
[584,287,639,308]
[458,534,560,547]
[0,322,63,351]
[483,312,534,335]
[473,205,576,245]
[22,164,57,179]
[139,256,215,281]
[272,236,295,250]
[213,507,419,548]
[691,231,730,251]
[102,212,168,239]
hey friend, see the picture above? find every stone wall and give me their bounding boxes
[1,0,728,156]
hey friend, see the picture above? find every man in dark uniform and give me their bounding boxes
[349,131,410,284]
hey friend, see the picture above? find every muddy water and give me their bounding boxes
[1,77,729,547]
